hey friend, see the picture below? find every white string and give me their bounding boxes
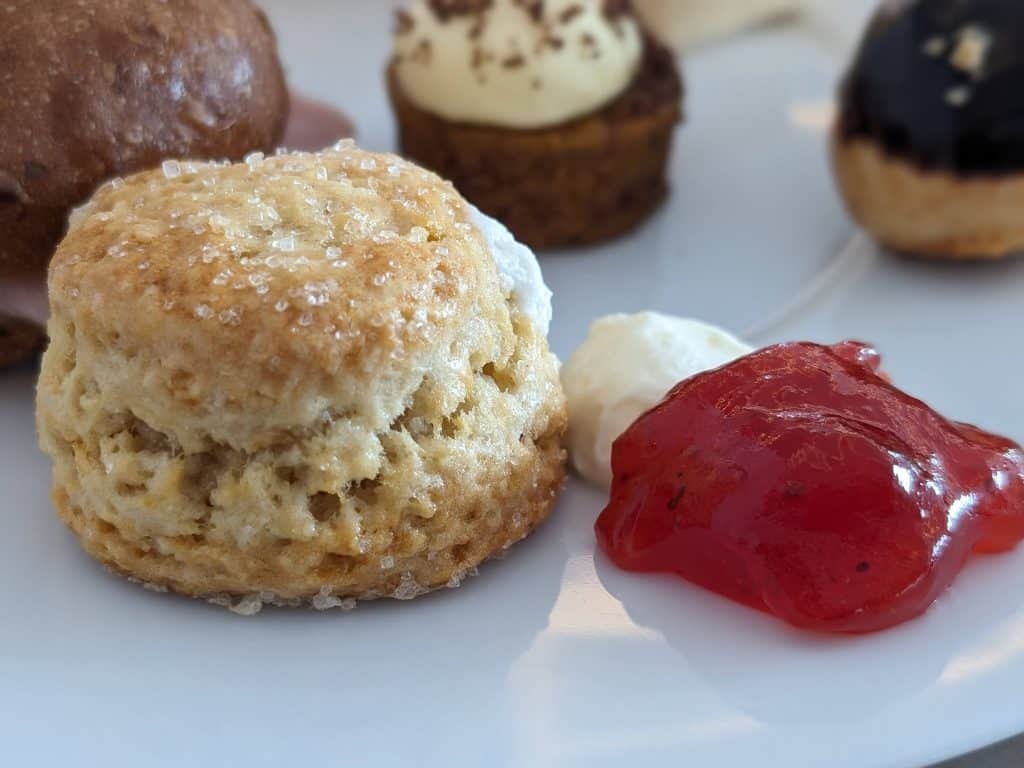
[743,232,876,344]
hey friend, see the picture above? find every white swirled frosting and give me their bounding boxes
[393,0,643,129]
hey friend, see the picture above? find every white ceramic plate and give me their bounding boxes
[4,3,1024,766]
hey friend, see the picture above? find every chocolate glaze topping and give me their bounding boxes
[838,0,1024,175]
[428,0,493,22]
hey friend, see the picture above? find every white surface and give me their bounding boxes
[562,312,753,488]
[394,0,643,129]
[4,2,1024,767]
[468,204,553,336]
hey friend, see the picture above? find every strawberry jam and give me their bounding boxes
[596,342,1024,633]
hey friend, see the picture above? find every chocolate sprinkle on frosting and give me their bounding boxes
[411,38,433,64]
[602,0,633,22]
[512,0,545,22]
[560,4,584,24]
[428,0,494,22]
[395,9,416,35]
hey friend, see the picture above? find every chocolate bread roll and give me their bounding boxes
[0,0,288,278]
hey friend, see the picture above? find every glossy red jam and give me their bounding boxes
[596,342,1024,633]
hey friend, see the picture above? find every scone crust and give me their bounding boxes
[832,134,1024,260]
[37,144,567,606]
[0,0,287,277]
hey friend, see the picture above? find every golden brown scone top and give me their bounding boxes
[0,0,287,275]
[50,143,505,410]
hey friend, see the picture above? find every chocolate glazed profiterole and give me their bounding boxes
[832,0,1024,259]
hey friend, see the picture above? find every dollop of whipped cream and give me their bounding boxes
[562,312,753,487]
[393,0,644,129]
[467,204,552,336]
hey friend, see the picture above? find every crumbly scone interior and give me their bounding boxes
[40,307,563,604]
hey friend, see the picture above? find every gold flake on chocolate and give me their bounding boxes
[950,24,992,79]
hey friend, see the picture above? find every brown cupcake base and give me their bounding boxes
[388,38,683,251]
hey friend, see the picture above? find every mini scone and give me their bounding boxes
[388,0,683,250]
[833,0,1024,259]
[36,143,567,612]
